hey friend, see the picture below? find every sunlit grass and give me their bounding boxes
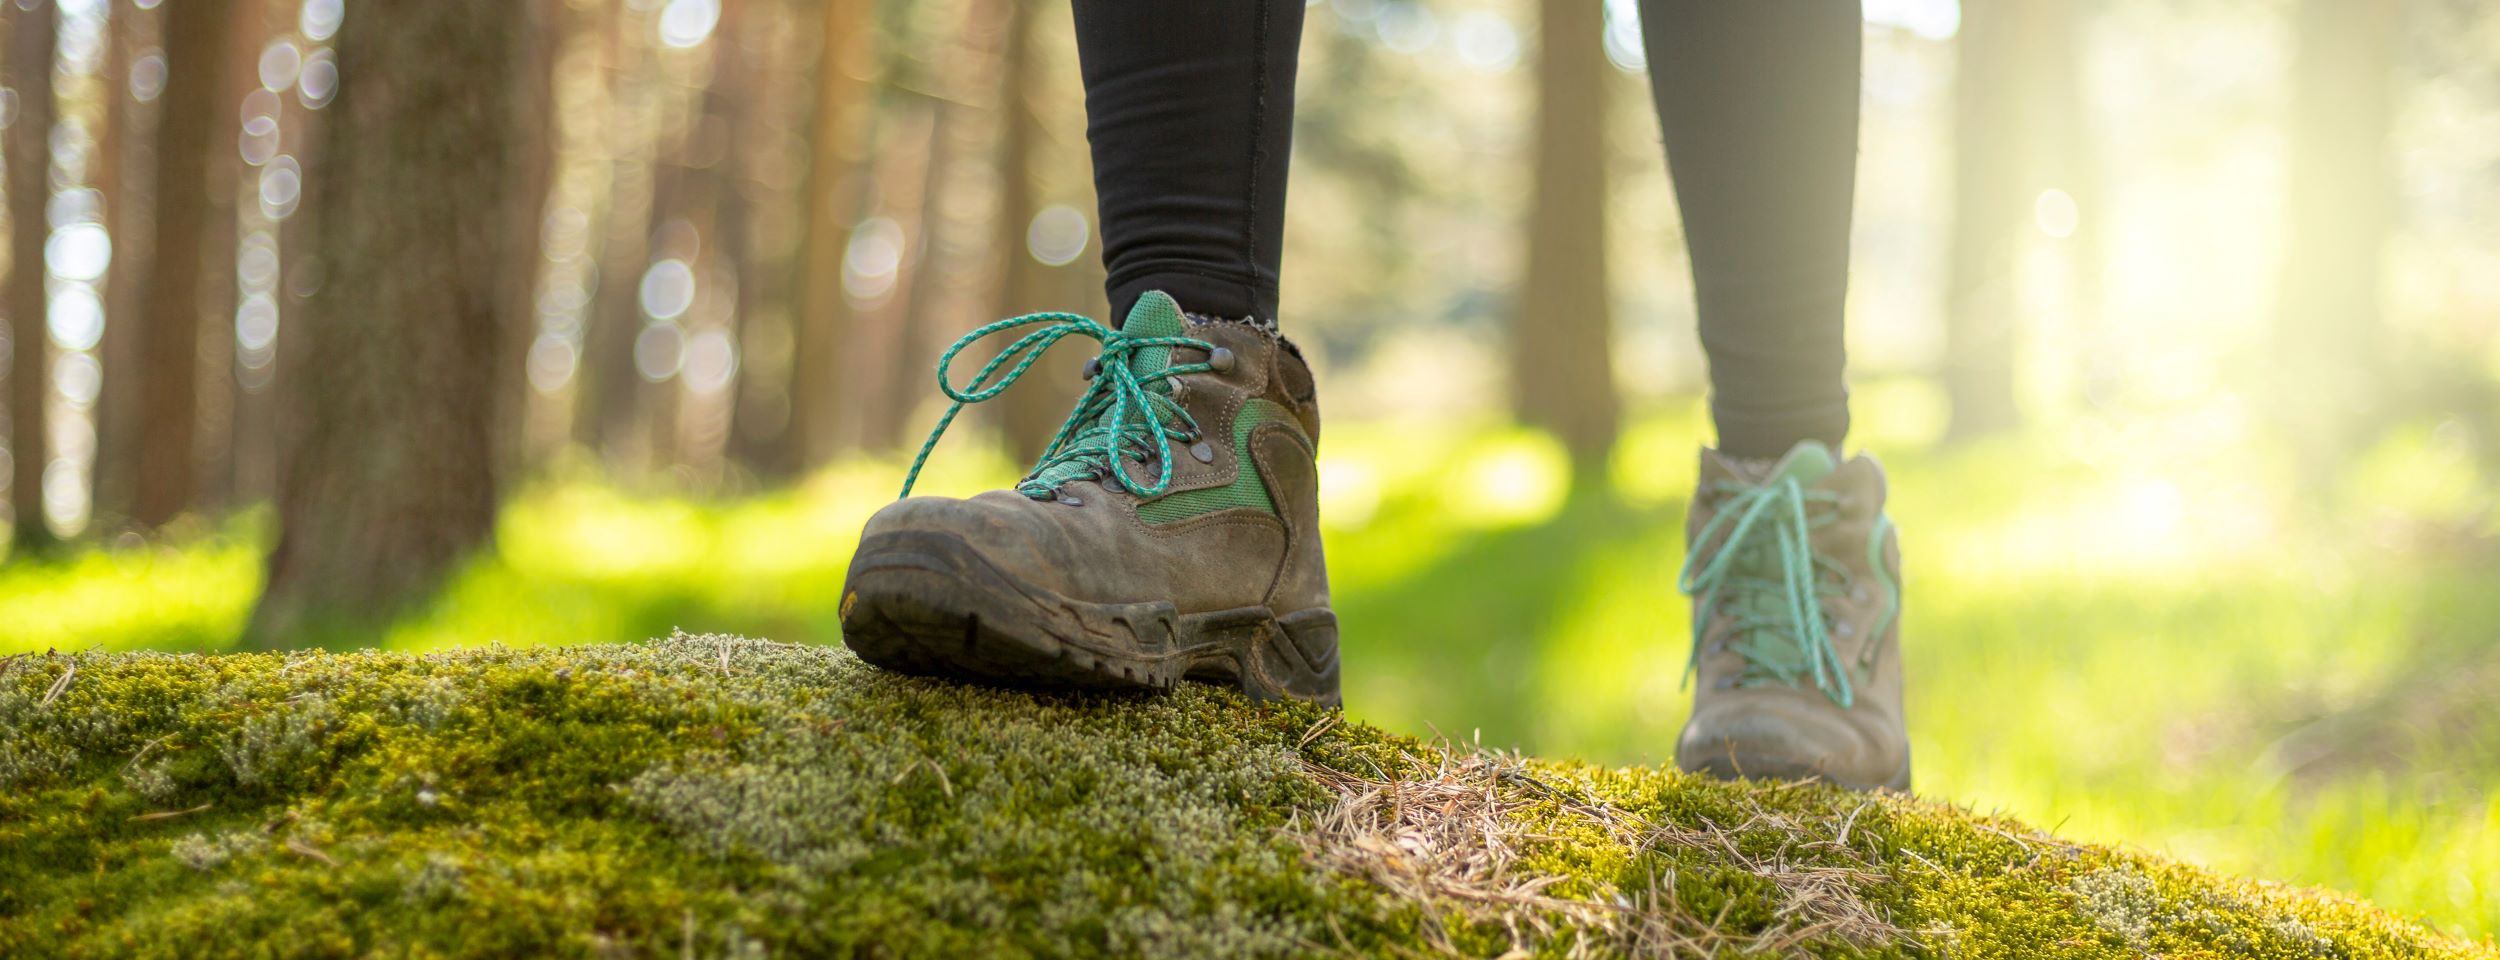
[1,398,2494,936]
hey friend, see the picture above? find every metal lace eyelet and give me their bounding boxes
[1190,441,1216,464]
[1081,357,1102,380]
[1055,491,1084,507]
[1207,347,1237,374]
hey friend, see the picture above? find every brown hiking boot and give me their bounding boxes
[1675,441,1910,790]
[840,291,1339,704]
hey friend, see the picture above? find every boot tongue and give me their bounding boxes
[1763,440,1839,486]
[1119,290,1187,382]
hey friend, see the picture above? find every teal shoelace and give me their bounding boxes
[1677,473,1897,708]
[899,312,1219,501]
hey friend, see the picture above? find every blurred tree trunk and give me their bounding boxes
[2032,0,2111,411]
[2273,0,2395,476]
[722,0,802,482]
[1943,0,2026,440]
[224,0,296,509]
[6,0,58,552]
[989,0,1046,462]
[867,108,944,452]
[121,0,238,529]
[1513,0,1617,476]
[988,0,1087,465]
[638,117,699,472]
[249,2,534,646]
[789,0,875,464]
[190,0,267,514]
[882,2,1008,455]
[93,2,154,529]
[495,0,562,487]
[579,4,661,464]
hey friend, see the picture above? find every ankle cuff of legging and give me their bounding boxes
[1709,398,1851,461]
[1108,272,1275,329]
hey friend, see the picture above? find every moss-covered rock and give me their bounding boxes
[0,634,2485,959]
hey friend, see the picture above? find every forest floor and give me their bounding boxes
[2,634,2491,959]
[4,387,2497,938]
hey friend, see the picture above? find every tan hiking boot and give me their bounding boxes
[840,291,1338,704]
[1675,441,1909,790]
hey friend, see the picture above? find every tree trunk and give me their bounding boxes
[495,0,563,487]
[788,0,876,464]
[188,0,267,515]
[988,0,1089,464]
[116,0,238,530]
[721,0,806,482]
[1513,0,1618,476]
[2273,0,2395,476]
[2031,0,2111,411]
[577,4,661,464]
[1942,0,2025,440]
[6,0,58,552]
[248,2,533,646]
[93,2,153,529]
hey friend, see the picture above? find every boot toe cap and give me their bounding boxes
[1676,696,1907,791]
[859,493,1077,575]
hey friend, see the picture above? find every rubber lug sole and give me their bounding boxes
[840,530,1341,707]
[1682,748,1912,793]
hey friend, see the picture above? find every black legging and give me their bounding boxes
[1073,0,1859,459]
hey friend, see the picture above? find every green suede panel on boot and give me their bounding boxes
[1136,399,1296,524]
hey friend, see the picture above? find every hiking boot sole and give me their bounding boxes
[1682,750,1912,793]
[839,530,1342,706]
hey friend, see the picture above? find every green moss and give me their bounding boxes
[0,636,2487,959]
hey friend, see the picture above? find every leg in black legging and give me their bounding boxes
[1071,0,1304,325]
[1639,0,1862,459]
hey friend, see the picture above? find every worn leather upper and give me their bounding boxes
[862,314,1329,618]
[1676,447,1910,788]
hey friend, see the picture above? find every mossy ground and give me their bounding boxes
[0,635,2486,958]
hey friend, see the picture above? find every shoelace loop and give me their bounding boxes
[1678,474,1874,708]
[899,312,1218,501]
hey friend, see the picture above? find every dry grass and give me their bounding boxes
[1289,736,1903,958]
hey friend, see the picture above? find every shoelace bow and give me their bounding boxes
[1677,474,1894,708]
[899,312,1219,501]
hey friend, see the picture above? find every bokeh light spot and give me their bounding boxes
[1865,0,1960,40]
[45,222,112,282]
[1602,0,1645,72]
[639,258,697,321]
[1025,205,1088,267]
[842,217,905,305]
[240,114,280,166]
[47,286,104,352]
[527,334,579,395]
[682,328,738,395]
[1451,13,1519,72]
[42,458,86,531]
[2035,187,2081,239]
[298,49,339,109]
[55,352,101,408]
[259,40,303,92]
[130,51,167,102]
[300,0,344,42]
[261,156,304,220]
[658,0,721,49]
[1375,3,1438,55]
[236,293,280,351]
[635,322,686,382]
